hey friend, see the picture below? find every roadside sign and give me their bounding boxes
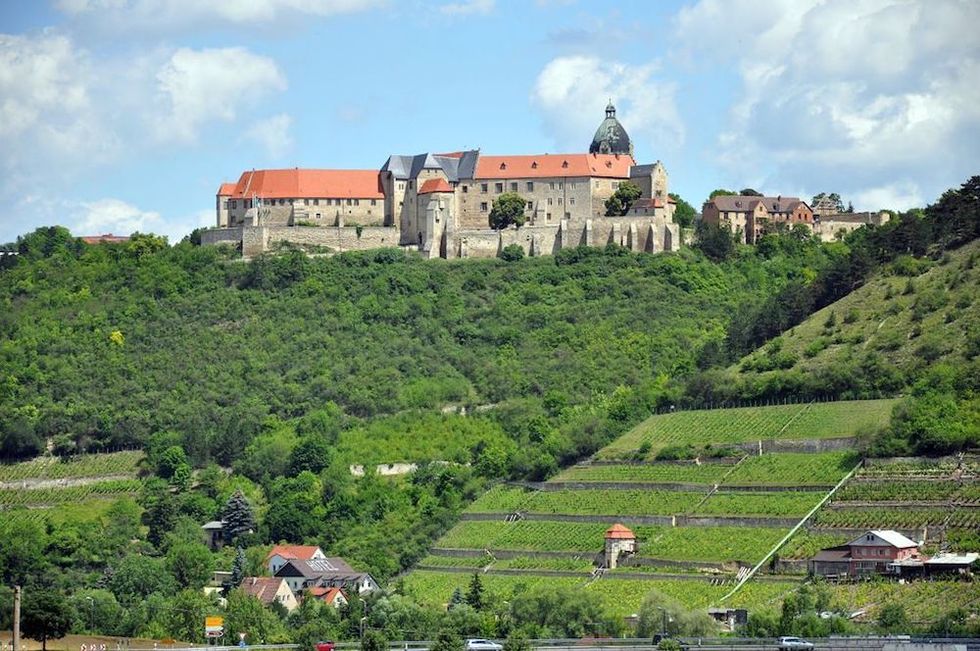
[205,615,224,638]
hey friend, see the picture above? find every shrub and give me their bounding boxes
[499,244,525,262]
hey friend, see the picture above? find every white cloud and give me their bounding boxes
[674,0,980,208]
[440,0,494,16]
[531,55,684,156]
[55,0,386,29]
[244,113,293,159]
[74,198,163,234]
[156,47,286,143]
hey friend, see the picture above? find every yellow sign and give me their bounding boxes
[206,616,223,627]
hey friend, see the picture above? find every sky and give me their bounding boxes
[0,0,978,244]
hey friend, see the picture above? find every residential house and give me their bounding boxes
[274,558,379,596]
[307,587,348,609]
[266,544,327,575]
[240,577,298,612]
[809,530,922,577]
[702,195,813,244]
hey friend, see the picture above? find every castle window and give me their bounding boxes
[546,212,552,221]
[495,183,503,193]
[462,185,468,193]
[570,198,575,205]
[347,199,352,205]
[408,181,414,189]
[531,162,538,169]
[315,213,321,219]
[558,182,563,189]
[550,182,555,190]
[399,201,403,209]
[558,198,563,205]
[230,200,237,209]
[398,182,405,190]
[526,182,534,192]
[354,199,360,206]
[481,183,488,193]
[314,199,319,205]
[510,182,518,192]
[480,202,488,212]
[612,182,620,189]
[499,162,507,170]
[280,199,286,205]
[565,212,571,219]
[547,198,553,206]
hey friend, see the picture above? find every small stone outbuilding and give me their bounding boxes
[604,523,636,569]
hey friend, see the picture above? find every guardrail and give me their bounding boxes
[125,636,980,651]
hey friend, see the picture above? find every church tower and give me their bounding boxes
[589,101,633,156]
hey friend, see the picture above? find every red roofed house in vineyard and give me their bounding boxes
[604,523,637,569]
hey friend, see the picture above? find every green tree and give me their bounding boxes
[695,221,736,262]
[222,489,257,543]
[288,436,334,476]
[22,589,73,651]
[604,181,642,216]
[877,603,911,634]
[431,629,464,651]
[708,188,736,200]
[668,193,696,228]
[166,542,215,589]
[361,629,388,651]
[107,554,177,607]
[231,546,247,587]
[499,244,525,262]
[812,192,844,212]
[636,590,715,638]
[157,445,190,480]
[739,188,763,197]
[503,635,531,651]
[489,193,528,229]
[449,587,465,610]
[465,572,485,610]
[225,589,289,644]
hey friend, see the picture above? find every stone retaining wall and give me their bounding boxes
[457,512,797,528]
[733,436,858,454]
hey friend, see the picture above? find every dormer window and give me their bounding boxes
[561,160,568,168]
[605,161,612,168]
[531,161,538,169]
[500,162,507,170]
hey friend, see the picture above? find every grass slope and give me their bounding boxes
[733,239,980,384]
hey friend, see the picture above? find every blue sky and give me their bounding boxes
[1,0,977,243]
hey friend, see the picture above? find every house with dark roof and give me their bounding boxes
[274,557,379,596]
[809,530,922,578]
[702,194,813,244]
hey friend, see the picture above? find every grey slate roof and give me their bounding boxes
[275,557,363,579]
[381,151,479,182]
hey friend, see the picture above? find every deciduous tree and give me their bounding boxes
[489,193,527,229]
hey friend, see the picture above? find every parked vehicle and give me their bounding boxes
[465,639,503,651]
[777,637,814,650]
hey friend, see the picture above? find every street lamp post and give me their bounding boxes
[359,617,368,640]
[86,597,94,633]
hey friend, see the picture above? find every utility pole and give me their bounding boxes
[13,586,21,651]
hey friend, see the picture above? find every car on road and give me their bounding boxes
[465,639,503,651]
[777,637,814,650]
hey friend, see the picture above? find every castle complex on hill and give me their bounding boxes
[203,103,679,258]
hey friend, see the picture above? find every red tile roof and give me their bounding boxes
[217,182,237,196]
[475,153,634,179]
[266,544,323,561]
[240,577,287,605]
[224,169,383,200]
[418,178,454,194]
[80,234,130,244]
[308,587,346,604]
[604,523,636,540]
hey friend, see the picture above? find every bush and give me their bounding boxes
[499,244,525,262]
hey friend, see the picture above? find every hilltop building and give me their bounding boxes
[702,195,814,244]
[205,104,679,258]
